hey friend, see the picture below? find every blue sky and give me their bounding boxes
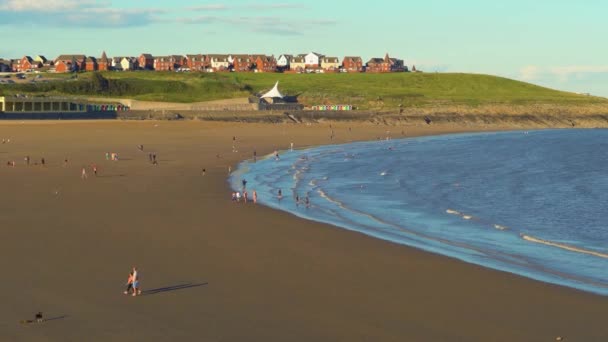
[0,0,607,97]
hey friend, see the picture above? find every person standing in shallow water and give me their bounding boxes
[278,189,283,202]
[252,190,258,204]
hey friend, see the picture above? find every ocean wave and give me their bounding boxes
[521,234,608,259]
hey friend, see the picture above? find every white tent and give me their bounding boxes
[260,81,284,99]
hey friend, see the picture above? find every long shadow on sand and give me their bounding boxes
[142,283,208,296]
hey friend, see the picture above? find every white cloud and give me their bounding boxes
[186,4,228,11]
[0,0,165,27]
[187,3,305,11]
[519,65,608,83]
[177,15,336,36]
[244,3,306,10]
[0,0,104,12]
[519,65,542,81]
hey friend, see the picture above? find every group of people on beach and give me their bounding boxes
[124,266,141,297]
[232,178,257,203]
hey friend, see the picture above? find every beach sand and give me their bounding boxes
[0,120,606,341]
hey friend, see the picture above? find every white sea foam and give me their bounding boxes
[494,224,508,231]
[521,234,608,259]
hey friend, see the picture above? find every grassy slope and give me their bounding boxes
[2,71,606,110]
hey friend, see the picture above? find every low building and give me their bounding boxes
[342,56,363,72]
[0,95,125,119]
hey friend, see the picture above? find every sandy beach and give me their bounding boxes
[1,120,607,342]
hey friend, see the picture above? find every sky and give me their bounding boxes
[0,0,607,97]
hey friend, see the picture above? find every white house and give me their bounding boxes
[304,52,324,68]
[120,57,136,71]
[208,54,230,71]
[111,57,123,70]
[277,54,293,69]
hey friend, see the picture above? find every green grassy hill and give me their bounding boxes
[2,71,606,110]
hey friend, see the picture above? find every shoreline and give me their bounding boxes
[1,120,607,341]
[229,129,608,297]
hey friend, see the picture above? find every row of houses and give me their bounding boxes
[0,52,412,74]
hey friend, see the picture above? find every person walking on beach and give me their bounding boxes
[92,164,98,177]
[24,156,30,166]
[243,190,248,203]
[201,168,206,176]
[124,271,134,295]
[252,190,258,204]
[253,150,257,163]
[81,167,88,179]
[131,266,141,296]
[41,157,45,167]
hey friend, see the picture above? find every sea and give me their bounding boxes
[230,129,608,295]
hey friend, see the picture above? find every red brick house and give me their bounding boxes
[85,57,98,71]
[139,53,154,70]
[55,55,86,71]
[366,53,406,73]
[98,51,109,71]
[153,56,170,71]
[186,54,205,71]
[230,54,254,72]
[154,55,184,71]
[342,56,363,72]
[54,60,74,73]
[254,55,277,73]
[15,56,36,72]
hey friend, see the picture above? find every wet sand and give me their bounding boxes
[0,121,606,342]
